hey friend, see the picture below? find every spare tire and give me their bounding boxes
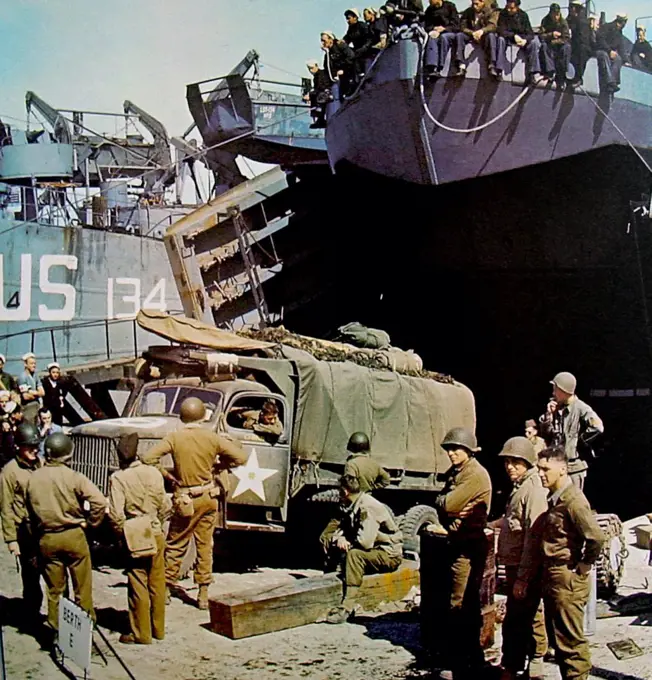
[399,505,440,555]
[594,513,628,598]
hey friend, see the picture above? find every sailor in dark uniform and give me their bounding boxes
[304,60,332,128]
[343,9,374,77]
[321,31,357,98]
[595,13,629,93]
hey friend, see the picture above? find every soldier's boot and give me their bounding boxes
[197,585,210,610]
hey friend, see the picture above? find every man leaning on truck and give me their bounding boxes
[143,397,247,610]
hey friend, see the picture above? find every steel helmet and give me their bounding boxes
[551,371,577,395]
[44,432,74,461]
[14,423,40,448]
[179,397,206,423]
[347,432,370,453]
[441,427,481,453]
[498,436,537,467]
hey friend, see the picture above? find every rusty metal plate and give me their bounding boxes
[606,638,644,660]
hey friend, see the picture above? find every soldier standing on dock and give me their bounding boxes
[0,423,43,630]
[495,437,548,680]
[427,427,492,680]
[143,397,246,610]
[537,445,605,680]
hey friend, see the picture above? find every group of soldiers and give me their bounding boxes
[0,361,606,678]
[1,353,67,465]
[319,370,605,680]
[305,0,645,126]
[0,395,247,648]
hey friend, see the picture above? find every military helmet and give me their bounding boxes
[14,423,40,448]
[498,436,537,467]
[179,397,206,423]
[550,371,577,395]
[441,427,481,453]
[44,432,74,461]
[347,431,370,453]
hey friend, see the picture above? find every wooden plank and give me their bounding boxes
[208,561,419,639]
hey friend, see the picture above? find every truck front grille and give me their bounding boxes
[70,435,118,496]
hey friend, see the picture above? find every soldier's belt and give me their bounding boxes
[175,482,216,497]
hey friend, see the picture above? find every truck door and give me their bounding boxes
[222,393,291,527]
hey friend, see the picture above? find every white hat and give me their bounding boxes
[22,352,35,361]
[616,12,628,20]
[4,401,17,414]
[0,354,5,363]
[321,30,336,40]
[47,362,60,371]
[306,59,319,68]
[345,8,361,18]
[570,1,583,6]
[0,390,9,399]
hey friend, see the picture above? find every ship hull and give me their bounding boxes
[267,146,652,519]
[0,219,181,373]
[326,38,652,185]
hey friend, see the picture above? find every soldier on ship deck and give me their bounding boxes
[304,60,332,129]
[566,1,592,86]
[631,25,652,73]
[492,0,542,83]
[364,7,389,51]
[320,31,357,98]
[343,8,375,77]
[595,13,630,93]
[424,0,463,78]
[457,0,499,75]
[539,3,571,87]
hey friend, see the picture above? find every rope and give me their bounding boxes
[417,30,533,134]
[577,84,652,176]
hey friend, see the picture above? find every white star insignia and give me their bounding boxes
[231,448,278,502]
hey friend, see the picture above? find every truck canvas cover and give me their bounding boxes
[284,346,475,475]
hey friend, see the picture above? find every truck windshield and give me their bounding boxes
[134,386,222,420]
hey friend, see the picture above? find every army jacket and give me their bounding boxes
[108,460,171,536]
[344,453,391,494]
[436,457,492,541]
[0,456,42,543]
[497,467,548,582]
[541,479,605,567]
[334,492,403,559]
[542,396,603,473]
[143,423,247,488]
[27,461,107,532]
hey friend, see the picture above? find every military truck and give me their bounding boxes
[70,310,475,554]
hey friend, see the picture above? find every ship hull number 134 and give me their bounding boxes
[0,254,168,322]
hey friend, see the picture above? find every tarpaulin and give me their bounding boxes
[283,346,475,476]
[136,310,274,352]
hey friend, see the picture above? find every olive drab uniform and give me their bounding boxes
[497,467,549,674]
[109,460,172,644]
[541,397,603,490]
[343,453,391,494]
[26,462,107,630]
[143,424,247,588]
[435,457,492,675]
[320,492,402,590]
[0,456,43,619]
[541,480,605,680]
[240,410,283,438]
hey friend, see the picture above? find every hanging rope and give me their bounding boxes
[417,29,533,134]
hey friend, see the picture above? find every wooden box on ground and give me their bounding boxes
[635,524,652,549]
[208,560,419,639]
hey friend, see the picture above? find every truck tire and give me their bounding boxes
[399,505,440,555]
[594,513,628,598]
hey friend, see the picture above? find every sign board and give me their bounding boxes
[58,597,92,673]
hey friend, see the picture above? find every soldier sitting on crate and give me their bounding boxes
[495,437,549,680]
[320,474,403,624]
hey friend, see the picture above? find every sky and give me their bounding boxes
[1,0,650,143]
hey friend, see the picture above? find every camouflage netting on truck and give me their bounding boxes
[241,326,454,384]
[278,345,476,474]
